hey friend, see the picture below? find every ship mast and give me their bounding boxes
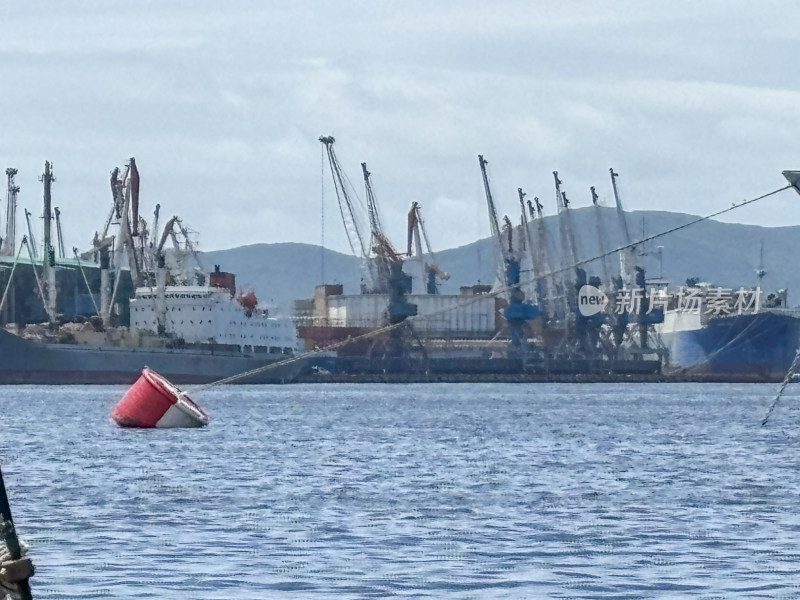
[2,169,19,256]
[40,161,57,325]
[756,240,766,285]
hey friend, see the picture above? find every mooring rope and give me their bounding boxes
[761,348,800,426]
[184,183,795,395]
[0,241,27,316]
[561,185,791,278]
[680,313,763,374]
[185,318,412,393]
[72,247,101,317]
[21,238,50,323]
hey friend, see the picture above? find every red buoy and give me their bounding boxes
[111,367,209,428]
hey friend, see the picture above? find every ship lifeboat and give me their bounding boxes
[111,367,209,428]
[237,289,258,317]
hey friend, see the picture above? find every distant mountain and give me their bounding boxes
[201,208,800,314]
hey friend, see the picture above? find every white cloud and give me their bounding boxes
[0,1,799,259]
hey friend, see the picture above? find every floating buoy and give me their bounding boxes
[111,367,209,428]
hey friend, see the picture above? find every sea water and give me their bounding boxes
[1,383,799,599]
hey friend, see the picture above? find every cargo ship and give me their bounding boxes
[655,282,800,381]
[657,309,800,381]
[0,158,302,384]
[0,281,301,384]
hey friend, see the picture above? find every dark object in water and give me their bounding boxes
[0,465,33,600]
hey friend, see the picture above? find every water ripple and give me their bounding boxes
[1,382,799,598]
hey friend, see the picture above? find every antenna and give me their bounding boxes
[756,240,766,284]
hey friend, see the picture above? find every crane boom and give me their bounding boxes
[361,161,402,293]
[176,219,205,275]
[54,207,65,259]
[478,154,516,299]
[319,136,377,292]
[407,201,449,294]
[361,162,385,239]
[553,171,581,312]
[478,155,507,264]
[530,196,566,320]
[156,216,179,256]
[609,168,638,286]
[477,155,538,344]
[24,209,37,259]
[319,136,370,262]
[150,203,161,266]
[517,188,539,305]
[361,162,400,261]
[129,158,140,235]
[590,186,612,287]
[554,172,579,271]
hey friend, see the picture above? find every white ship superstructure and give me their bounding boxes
[130,286,298,354]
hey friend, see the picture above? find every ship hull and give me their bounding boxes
[659,311,800,381]
[0,329,303,384]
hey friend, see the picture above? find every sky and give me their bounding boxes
[1,1,799,255]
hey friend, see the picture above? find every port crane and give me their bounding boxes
[319,136,416,348]
[553,172,607,354]
[517,189,550,317]
[477,155,538,346]
[95,159,145,326]
[361,161,402,294]
[553,171,581,311]
[319,136,376,293]
[525,194,567,322]
[359,161,417,331]
[406,201,449,294]
[106,159,145,287]
[609,168,663,352]
[590,186,612,288]
[91,157,201,328]
[610,168,638,289]
[159,216,204,285]
[151,215,180,334]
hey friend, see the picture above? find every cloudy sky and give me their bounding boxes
[1,1,799,255]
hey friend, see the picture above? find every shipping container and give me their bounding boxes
[325,294,497,337]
